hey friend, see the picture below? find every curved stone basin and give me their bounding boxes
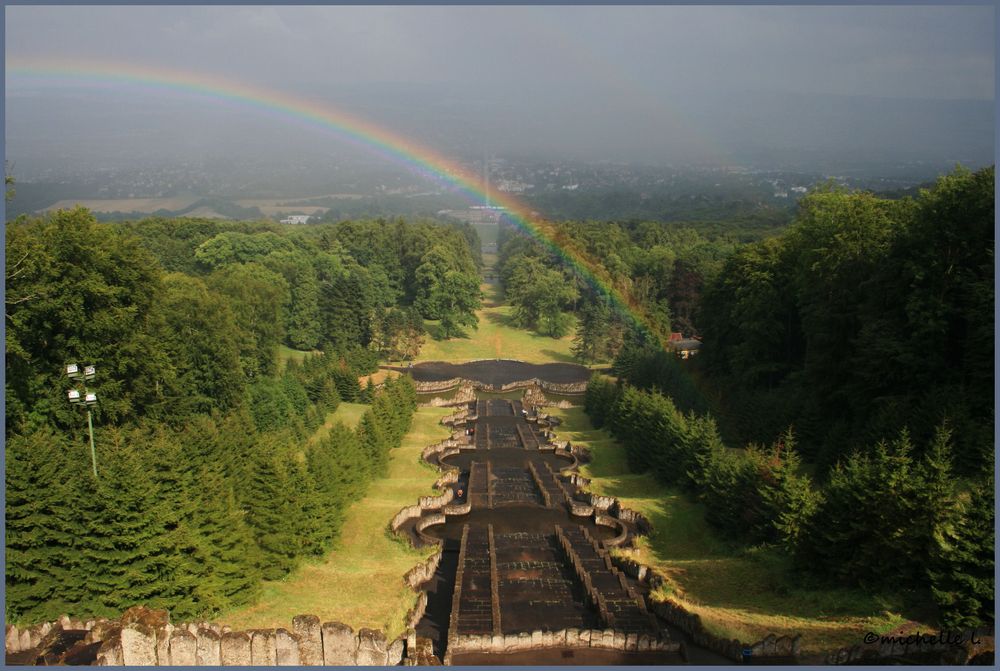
[395,360,591,386]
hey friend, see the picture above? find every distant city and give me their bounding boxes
[4,154,955,222]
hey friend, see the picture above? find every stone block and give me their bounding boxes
[18,628,32,652]
[491,634,504,652]
[531,630,543,648]
[774,635,793,657]
[221,625,232,634]
[154,623,173,665]
[251,629,277,666]
[356,628,388,666]
[387,638,405,666]
[321,621,357,665]
[6,625,20,653]
[626,633,639,651]
[275,629,300,666]
[504,633,519,651]
[565,628,580,647]
[791,635,802,656]
[602,629,616,649]
[554,629,567,647]
[292,615,323,665]
[185,623,199,636]
[121,606,170,630]
[196,628,222,666]
[763,633,777,656]
[578,629,592,645]
[541,630,554,647]
[168,628,197,666]
[220,631,252,666]
[518,631,531,649]
[31,622,52,649]
[85,619,116,646]
[120,623,157,666]
[638,633,651,651]
[613,630,626,649]
[58,615,72,630]
[96,632,124,666]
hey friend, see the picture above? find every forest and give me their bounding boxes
[5,210,481,622]
[496,165,994,629]
[5,165,993,632]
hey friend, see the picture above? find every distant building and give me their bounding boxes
[280,215,310,225]
[437,206,507,225]
[669,337,702,359]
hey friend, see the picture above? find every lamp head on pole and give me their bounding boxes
[84,392,98,406]
[83,365,96,381]
[66,363,80,380]
[68,389,82,404]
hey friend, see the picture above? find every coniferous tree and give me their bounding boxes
[929,479,995,628]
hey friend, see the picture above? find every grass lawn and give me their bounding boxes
[546,406,929,655]
[277,345,313,372]
[306,402,370,447]
[414,283,577,364]
[221,406,451,637]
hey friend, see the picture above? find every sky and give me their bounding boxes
[4,5,996,175]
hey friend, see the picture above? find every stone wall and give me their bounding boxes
[413,377,588,396]
[824,628,994,665]
[443,627,679,663]
[5,607,408,666]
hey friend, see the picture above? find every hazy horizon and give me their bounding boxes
[5,5,996,183]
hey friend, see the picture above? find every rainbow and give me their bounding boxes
[6,58,666,348]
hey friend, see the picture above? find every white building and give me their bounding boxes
[280,215,311,225]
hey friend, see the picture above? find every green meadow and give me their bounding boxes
[414,282,577,363]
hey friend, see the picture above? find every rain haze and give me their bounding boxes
[3,5,996,204]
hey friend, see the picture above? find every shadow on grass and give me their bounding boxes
[482,310,518,329]
[426,322,472,341]
[541,348,577,364]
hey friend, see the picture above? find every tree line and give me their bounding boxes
[5,208,477,623]
[578,166,995,630]
[587,375,993,629]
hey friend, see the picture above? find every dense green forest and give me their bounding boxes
[563,166,993,629]
[5,209,480,622]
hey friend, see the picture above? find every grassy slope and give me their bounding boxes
[277,345,312,372]
[415,282,577,363]
[222,406,450,637]
[305,402,370,448]
[547,406,925,655]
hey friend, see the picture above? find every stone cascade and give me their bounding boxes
[467,461,492,509]
[449,525,497,637]
[554,526,658,633]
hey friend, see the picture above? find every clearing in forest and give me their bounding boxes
[416,282,577,364]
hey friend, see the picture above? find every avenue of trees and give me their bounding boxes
[585,166,995,629]
[5,209,478,622]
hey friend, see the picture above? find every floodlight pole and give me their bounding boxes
[66,363,99,479]
[86,408,97,479]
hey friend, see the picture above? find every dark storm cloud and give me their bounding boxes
[5,5,995,168]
